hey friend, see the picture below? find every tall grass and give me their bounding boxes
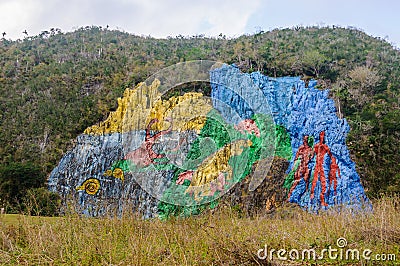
[0,197,399,265]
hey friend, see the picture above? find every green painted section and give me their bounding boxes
[110,160,130,172]
[157,111,292,219]
[283,159,300,190]
[102,111,293,219]
[274,125,292,160]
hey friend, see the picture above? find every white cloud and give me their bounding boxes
[0,0,42,38]
[1,0,398,48]
[0,0,262,39]
[100,0,262,38]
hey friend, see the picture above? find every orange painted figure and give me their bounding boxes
[125,118,172,167]
[287,135,314,200]
[310,131,338,206]
[328,157,340,197]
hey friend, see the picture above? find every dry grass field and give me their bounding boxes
[0,197,399,265]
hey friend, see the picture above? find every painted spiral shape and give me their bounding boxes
[76,178,101,195]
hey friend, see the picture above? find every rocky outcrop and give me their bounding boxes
[49,63,371,218]
[211,65,370,211]
[219,157,290,216]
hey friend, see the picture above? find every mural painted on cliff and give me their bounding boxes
[213,66,370,211]
[48,62,370,218]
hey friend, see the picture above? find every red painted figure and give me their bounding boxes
[176,170,194,185]
[328,157,340,197]
[287,135,314,200]
[310,131,333,207]
[125,118,172,167]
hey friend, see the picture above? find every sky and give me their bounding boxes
[0,0,399,48]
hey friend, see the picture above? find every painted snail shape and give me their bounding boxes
[76,178,101,195]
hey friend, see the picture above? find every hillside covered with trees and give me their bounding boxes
[0,26,399,211]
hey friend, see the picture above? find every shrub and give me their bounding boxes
[22,188,61,216]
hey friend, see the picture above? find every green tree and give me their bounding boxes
[0,162,46,211]
[301,50,327,77]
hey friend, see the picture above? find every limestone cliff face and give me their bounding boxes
[211,66,370,211]
[49,64,370,218]
[220,157,290,215]
[49,80,216,218]
[48,133,164,218]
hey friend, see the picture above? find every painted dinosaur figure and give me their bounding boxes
[176,139,252,200]
[287,135,314,200]
[125,118,172,167]
[234,119,261,137]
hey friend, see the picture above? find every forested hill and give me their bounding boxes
[0,26,399,199]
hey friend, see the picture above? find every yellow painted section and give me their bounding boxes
[76,178,101,195]
[103,169,113,177]
[112,168,124,182]
[188,139,252,187]
[84,80,162,134]
[84,79,212,134]
[147,93,212,132]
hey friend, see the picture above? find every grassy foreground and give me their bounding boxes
[0,197,399,265]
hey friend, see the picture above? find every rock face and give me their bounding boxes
[47,133,166,218]
[48,64,371,218]
[220,157,290,216]
[211,66,370,211]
